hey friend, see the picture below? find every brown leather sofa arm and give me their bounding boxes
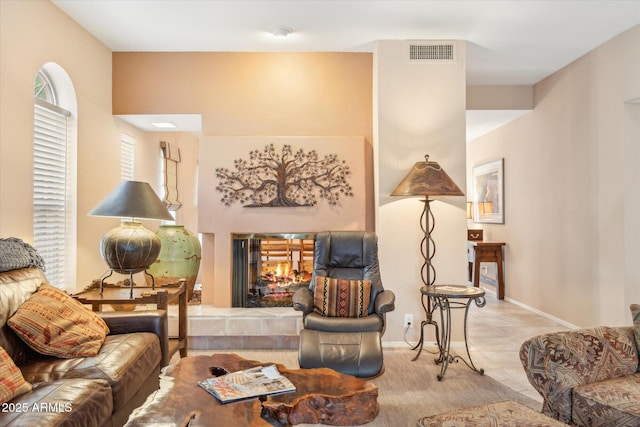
[374,290,395,315]
[292,288,314,314]
[100,310,170,367]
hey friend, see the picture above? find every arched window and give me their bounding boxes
[33,64,77,290]
[34,70,56,103]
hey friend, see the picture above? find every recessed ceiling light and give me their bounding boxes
[270,26,293,37]
[151,122,177,129]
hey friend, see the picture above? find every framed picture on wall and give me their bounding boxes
[473,158,504,224]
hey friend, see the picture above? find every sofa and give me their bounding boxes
[520,313,640,426]
[0,266,169,427]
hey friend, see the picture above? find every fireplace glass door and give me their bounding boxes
[232,234,315,307]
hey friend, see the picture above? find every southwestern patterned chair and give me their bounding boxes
[520,306,640,426]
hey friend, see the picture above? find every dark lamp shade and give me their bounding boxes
[88,180,173,221]
[391,156,464,197]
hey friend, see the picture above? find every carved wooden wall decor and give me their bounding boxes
[160,141,182,211]
[215,143,353,207]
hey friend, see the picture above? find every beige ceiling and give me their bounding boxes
[51,0,640,137]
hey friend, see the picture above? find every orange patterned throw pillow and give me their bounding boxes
[0,345,32,404]
[313,276,371,318]
[7,283,109,358]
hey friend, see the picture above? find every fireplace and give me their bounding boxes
[231,233,315,308]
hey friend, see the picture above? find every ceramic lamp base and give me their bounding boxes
[100,221,161,273]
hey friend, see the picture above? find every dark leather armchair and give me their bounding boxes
[292,231,395,377]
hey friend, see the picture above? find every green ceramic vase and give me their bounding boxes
[146,225,201,301]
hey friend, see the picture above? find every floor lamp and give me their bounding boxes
[391,154,464,358]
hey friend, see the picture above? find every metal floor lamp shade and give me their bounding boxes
[89,180,173,296]
[391,155,465,287]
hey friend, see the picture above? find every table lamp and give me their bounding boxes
[89,180,173,296]
[477,201,494,216]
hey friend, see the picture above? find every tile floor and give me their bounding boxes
[464,292,568,402]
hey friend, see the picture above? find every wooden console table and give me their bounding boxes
[74,280,187,359]
[467,242,506,300]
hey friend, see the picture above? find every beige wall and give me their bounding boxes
[113,52,373,139]
[467,25,640,327]
[374,40,468,343]
[112,120,200,236]
[1,0,116,289]
[0,1,189,291]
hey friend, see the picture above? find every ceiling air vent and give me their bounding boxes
[408,42,456,63]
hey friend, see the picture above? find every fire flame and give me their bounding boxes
[275,263,290,278]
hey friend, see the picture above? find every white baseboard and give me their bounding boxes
[503,296,579,329]
[478,284,579,329]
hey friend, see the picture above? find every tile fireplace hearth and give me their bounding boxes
[231,233,315,308]
[167,305,303,350]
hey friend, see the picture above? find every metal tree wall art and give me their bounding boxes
[215,144,353,207]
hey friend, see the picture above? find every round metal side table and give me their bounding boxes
[420,284,486,380]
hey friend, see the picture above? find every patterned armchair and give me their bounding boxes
[520,325,640,426]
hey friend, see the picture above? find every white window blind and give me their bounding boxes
[33,99,70,289]
[121,133,135,180]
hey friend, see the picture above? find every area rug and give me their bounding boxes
[186,348,542,427]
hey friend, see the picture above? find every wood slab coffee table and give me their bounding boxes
[125,353,379,426]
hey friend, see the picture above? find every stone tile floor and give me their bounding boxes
[465,293,568,402]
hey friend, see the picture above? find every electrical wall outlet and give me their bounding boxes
[404,314,413,328]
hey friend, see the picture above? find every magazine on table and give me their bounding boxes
[198,364,296,403]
